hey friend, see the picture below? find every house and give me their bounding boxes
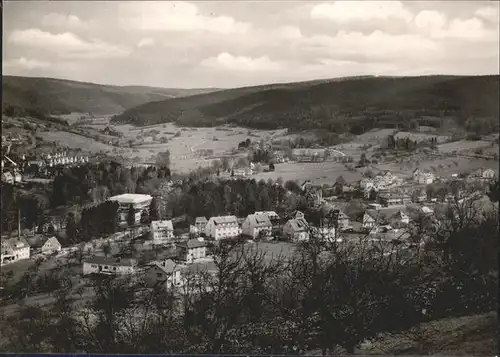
[205,215,240,240]
[108,193,153,226]
[362,211,378,231]
[421,206,434,215]
[150,220,174,245]
[195,217,208,232]
[255,211,281,233]
[482,169,496,179]
[391,210,410,225]
[292,148,327,162]
[413,169,435,184]
[378,193,412,207]
[83,257,137,275]
[177,239,208,263]
[294,211,305,220]
[242,213,273,239]
[145,259,183,287]
[233,167,252,177]
[1,172,14,184]
[40,236,62,254]
[336,210,351,231]
[1,237,30,265]
[145,259,182,287]
[283,218,310,242]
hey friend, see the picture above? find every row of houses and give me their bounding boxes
[1,236,62,265]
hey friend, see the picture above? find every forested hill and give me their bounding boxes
[2,75,220,118]
[111,75,499,134]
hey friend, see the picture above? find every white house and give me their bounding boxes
[421,206,434,215]
[195,217,208,232]
[1,237,30,265]
[205,215,240,240]
[482,169,496,179]
[283,218,310,242]
[108,193,153,226]
[82,257,137,275]
[242,213,272,239]
[413,169,435,184]
[1,172,14,184]
[144,259,183,288]
[363,211,378,230]
[177,239,208,263]
[391,210,410,225]
[41,236,62,254]
[150,220,174,245]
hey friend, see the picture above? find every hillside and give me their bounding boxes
[112,75,499,134]
[2,76,220,117]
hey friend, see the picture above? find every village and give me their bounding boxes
[2,148,497,293]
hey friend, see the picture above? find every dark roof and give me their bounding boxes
[84,256,136,267]
[178,239,207,249]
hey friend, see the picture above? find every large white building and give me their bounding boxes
[150,220,174,245]
[108,193,153,226]
[205,215,240,240]
[1,237,30,265]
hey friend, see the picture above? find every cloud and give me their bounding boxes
[414,11,497,42]
[137,38,155,48]
[311,1,413,23]
[475,5,499,23]
[41,13,85,28]
[8,28,131,59]
[3,57,51,71]
[277,26,303,40]
[201,52,284,71]
[414,10,447,31]
[304,30,441,62]
[119,1,251,34]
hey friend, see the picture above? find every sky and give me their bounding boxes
[3,1,499,88]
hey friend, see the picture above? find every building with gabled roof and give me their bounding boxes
[195,216,208,232]
[150,220,174,245]
[283,218,310,242]
[242,213,273,239]
[177,239,208,263]
[39,236,62,254]
[205,215,240,240]
[144,259,183,287]
[1,237,30,265]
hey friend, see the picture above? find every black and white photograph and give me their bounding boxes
[1,0,499,355]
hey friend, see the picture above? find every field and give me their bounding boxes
[39,119,292,172]
[253,161,365,184]
[437,140,493,154]
[394,131,451,143]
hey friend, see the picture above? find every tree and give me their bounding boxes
[359,153,368,167]
[155,150,170,167]
[102,243,111,258]
[487,179,499,202]
[369,188,377,201]
[127,204,136,227]
[149,198,160,221]
[65,213,77,243]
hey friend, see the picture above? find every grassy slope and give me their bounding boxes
[113,75,499,131]
[359,311,498,356]
[2,75,220,115]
